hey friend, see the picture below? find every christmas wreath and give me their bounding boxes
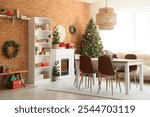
[69,25,76,34]
[2,40,20,59]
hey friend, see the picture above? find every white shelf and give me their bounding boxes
[28,17,52,85]
[35,55,51,57]
[35,30,50,32]
[35,42,51,45]
[35,66,51,69]
[0,14,30,20]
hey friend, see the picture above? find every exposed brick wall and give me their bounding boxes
[0,0,90,83]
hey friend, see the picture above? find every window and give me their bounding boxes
[99,8,150,52]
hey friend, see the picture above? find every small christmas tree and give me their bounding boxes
[80,18,104,58]
[52,28,60,45]
[52,60,60,81]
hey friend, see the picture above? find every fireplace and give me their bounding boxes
[61,59,69,75]
[52,49,75,79]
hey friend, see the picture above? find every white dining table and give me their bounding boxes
[75,58,144,95]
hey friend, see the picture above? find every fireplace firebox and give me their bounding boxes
[52,49,75,79]
[61,59,69,75]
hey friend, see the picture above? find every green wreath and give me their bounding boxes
[2,40,20,59]
[69,25,76,34]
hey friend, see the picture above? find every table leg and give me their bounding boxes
[139,63,144,90]
[125,63,130,95]
[76,61,80,88]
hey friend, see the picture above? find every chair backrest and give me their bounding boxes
[125,54,137,71]
[80,56,96,74]
[98,56,115,75]
[112,54,118,58]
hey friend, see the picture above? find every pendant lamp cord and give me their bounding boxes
[105,0,108,12]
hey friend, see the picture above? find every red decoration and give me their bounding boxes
[41,62,48,67]
[5,11,12,16]
[5,67,10,73]
[66,43,70,49]
[41,47,44,51]
[11,80,21,89]
[3,65,11,73]
[59,43,65,47]
[80,71,84,77]
[21,82,26,88]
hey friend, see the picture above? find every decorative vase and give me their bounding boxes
[52,44,59,49]
[52,76,58,81]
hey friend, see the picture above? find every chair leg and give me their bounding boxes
[130,77,131,90]
[133,72,138,88]
[111,77,113,95]
[118,77,122,93]
[90,77,92,92]
[109,79,111,88]
[73,78,76,86]
[106,77,108,91]
[78,76,84,90]
[88,76,90,88]
[116,73,118,88]
[85,76,87,87]
[93,76,95,85]
[97,74,102,94]
[97,77,101,94]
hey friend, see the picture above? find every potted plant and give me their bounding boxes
[52,28,60,49]
[52,60,60,81]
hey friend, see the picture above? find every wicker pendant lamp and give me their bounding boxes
[96,0,116,30]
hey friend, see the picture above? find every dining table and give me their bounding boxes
[75,58,144,95]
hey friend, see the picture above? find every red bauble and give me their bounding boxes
[6,11,12,16]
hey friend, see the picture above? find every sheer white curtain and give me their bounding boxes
[135,11,150,50]
[99,8,150,52]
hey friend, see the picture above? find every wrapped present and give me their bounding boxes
[6,75,17,88]
[3,65,11,73]
[11,80,21,89]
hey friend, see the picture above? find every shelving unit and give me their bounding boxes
[28,17,52,85]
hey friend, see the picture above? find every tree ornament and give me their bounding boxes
[2,40,20,59]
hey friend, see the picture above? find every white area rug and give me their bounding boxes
[47,78,150,100]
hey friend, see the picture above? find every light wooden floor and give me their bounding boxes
[0,78,150,100]
[0,80,107,100]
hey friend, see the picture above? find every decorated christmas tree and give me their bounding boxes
[80,18,104,58]
[52,28,60,45]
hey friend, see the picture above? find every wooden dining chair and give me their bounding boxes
[117,54,138,88]
[98,56,121,95]
[78,56,97,92]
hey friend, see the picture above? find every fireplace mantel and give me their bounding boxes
[52,49,75,79]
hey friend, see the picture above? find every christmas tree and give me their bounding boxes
[80,18,104,58]
[52,28,60,45]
